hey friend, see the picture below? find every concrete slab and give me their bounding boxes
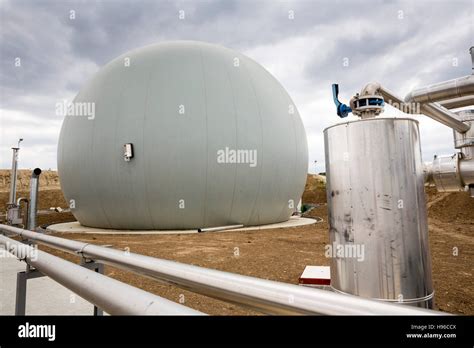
[0,250,94,315]
[47,216,317,235]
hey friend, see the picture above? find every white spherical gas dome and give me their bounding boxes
[58,41,308,229]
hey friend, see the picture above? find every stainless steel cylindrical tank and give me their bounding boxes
[324,117,434,308]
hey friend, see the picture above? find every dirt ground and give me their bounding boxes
[41,208,330,316]
[425,186,474,314]
[1,172,473,315]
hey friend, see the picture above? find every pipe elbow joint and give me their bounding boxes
[31,168,42,178]
[360,82,381,96]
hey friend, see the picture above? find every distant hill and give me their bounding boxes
[0,169,60,192]
[302,174,327,204]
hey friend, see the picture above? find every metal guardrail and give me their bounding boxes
[0,224,443,315]
[0,234,203,315]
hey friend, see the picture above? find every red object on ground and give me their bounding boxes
[298,266,331,286]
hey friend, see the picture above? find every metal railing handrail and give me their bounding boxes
[0,224,443,315]
[0,234,204,316]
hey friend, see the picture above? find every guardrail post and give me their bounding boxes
[80,257,104,316]
[15,264,44,315]
[14,255,105,316]
[15,271,27,315]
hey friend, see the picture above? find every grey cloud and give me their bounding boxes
[0,0,473,170]
[303,0,473,94]
[1,0,319,106]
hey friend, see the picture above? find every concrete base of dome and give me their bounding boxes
[46,216,317,235]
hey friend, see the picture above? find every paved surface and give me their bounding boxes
[47,216,317,235]
[0,249,94,315]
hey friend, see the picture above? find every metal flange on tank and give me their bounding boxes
[325,84,434,308]
[332,83,384,119]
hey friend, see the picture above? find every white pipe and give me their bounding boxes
[27,168,41,231]
[439,95,474,109]
[16,197,29,227]
[0,234,204,316]
[0,225,443,315]
[198,224,243,233]
[405,75,474,105]
[377,86,470,133]
[421,103,470,133]
[8,148,19,205]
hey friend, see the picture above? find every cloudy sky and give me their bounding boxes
[0,0,473,173]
